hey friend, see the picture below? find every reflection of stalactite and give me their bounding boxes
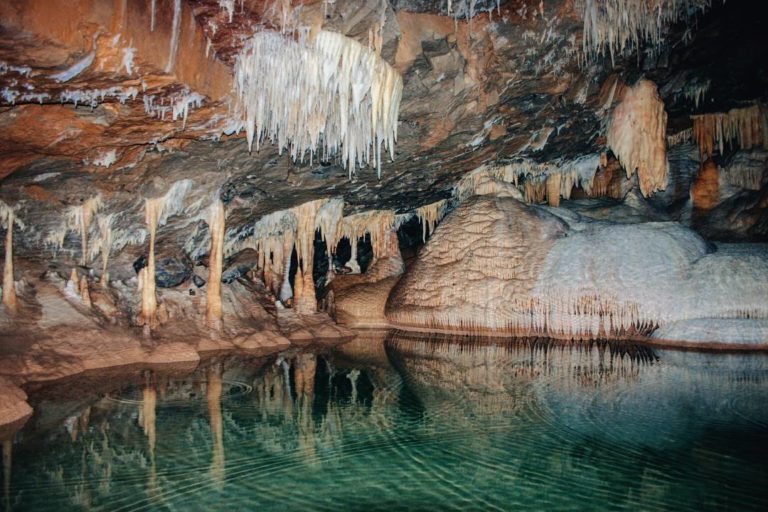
[296,395,317,466]
[139,372,158,498]
[347,369,360,403]
[2,439,11,512]
[294,353,317,399]
[207,364,225,487]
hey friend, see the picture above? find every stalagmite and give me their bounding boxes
[1,202,22,314]
[140,198,162,330]
[348,236,361,274]
[275,234,293,304]
[66,196,102,266]
[79,276,92,308]
[607,79,669,196]
[691,104,768,159]
[233,29,403,177]
[206,199,225,330]
[137,180,191,331]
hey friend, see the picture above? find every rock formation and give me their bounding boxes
[1,0,768,428]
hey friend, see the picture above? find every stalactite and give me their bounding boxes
[165,0,182,73]
[206,199,225,329]
[721,154,765,190]
[607,79,668,196]
[340,210,396,263]
[524,179,547,204]
[416,200,448,242]
[315,198,344,258]
[96,214,113,286]
[546,173,562,207]
[667,128,692,147]
[292,199,327,315]
[233,29,403,177]
[691,104,768,160]
[137,181,191,330]
[453,156,600,204]
[66,196,102,266]
[582,0,713,64]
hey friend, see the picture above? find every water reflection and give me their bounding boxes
[1,333,767,511]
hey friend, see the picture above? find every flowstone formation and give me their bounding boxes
[2,0,768,427]
[388,190,768,342]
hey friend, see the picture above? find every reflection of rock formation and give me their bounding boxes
[207,363,225,487]
[387,331,768,450]
[139,371,159,499]
[387,331,656,419]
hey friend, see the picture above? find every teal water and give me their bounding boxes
[3,331,768,511]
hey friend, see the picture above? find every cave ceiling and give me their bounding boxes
[0,0,766,262]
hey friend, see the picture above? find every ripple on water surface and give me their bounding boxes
[3,334,768,511]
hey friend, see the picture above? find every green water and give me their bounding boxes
[3,331,768,511]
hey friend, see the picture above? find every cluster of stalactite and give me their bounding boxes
[453,155,602,206]
[233,28,403,177]
[691,103,768,160]
[228,197,402,311]
[582,0,714,63]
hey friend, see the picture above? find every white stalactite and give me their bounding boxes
[66,196,102,266]
[416,200,448,242]
[233,29,403,177]
[582,0,713,64]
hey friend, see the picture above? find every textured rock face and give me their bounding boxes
[387,194,768,341]
[387,195,569,333]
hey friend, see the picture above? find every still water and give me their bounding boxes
[3,331,768,511]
